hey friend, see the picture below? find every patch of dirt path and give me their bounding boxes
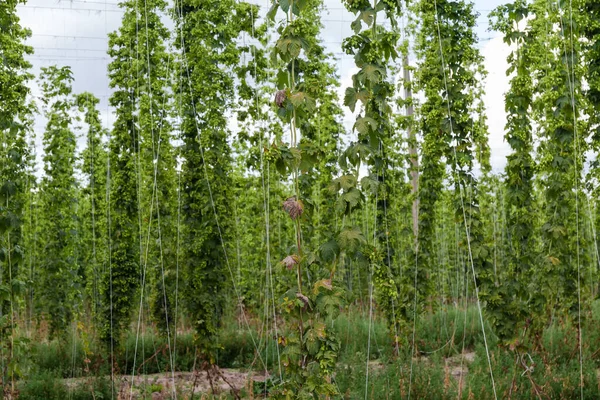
[66,368,268,399]
[443,351,475,391]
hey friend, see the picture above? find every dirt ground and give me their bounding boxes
[64,352,479,399]
[66,368,268,399]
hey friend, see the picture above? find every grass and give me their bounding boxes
[18,372,115,400]
[13,302,600,399]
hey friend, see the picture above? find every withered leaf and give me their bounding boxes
[283,196,304,220]
[296,292,309,308]
[313,278,333,294]
[281,254,299,270]
[275,89,287,108]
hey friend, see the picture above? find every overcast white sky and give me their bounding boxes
[16,0,511,174]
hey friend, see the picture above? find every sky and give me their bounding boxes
[16,0,512,174]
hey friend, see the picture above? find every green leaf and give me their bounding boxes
[344,87,358,112]
[343,87,370,113]
[335,196,347,214]
[0,284,10,302]
[267,1,280,20]
[305,251,317,266]
[279,0,290,13]
[338,227,366,250]
[276,70,289,89]
[289,91,308,107]
[351,19,362,34]
[354,116,378,135]
[359,9,375,26]
[276,35,310,60]
[360,175,379,194]
[341,142,372,168]
[331,174,357,192]
[11,279,25,296]
[357,64,385,85]
[342,188,362,209]
[0,181,17,200]
[316,289,343,319]
[319,239,340,263]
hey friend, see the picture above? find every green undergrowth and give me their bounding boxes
[17,372,115,400]
[15,302,600,398]
[415,305,494,358]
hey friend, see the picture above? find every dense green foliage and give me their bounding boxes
[341,0,406,352]
[0,0,34,392]
[175,0,256,359]
[76,92,108,325]
[38,66,79,337]
[4,0,600,398]
[489,0,536,345]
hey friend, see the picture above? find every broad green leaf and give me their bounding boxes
[338,227,366,250]
[279,0,290,13]
[342,188,362,209]
[266,2,279,20]
[359,9,375,26]
[319,239,340,262]
[354,116,378,135]
[351,19,362,34]
[276,70,289,89]
[331,174,357,192]
[357,64,385,85]
[344,87,358,112]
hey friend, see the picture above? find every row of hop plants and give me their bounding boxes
[4,0,600,397]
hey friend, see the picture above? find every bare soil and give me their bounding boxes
[65,368,268,399]
[63,352,478,399]
[444,351,476,391]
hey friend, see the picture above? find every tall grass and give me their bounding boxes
[16,302,600,399]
